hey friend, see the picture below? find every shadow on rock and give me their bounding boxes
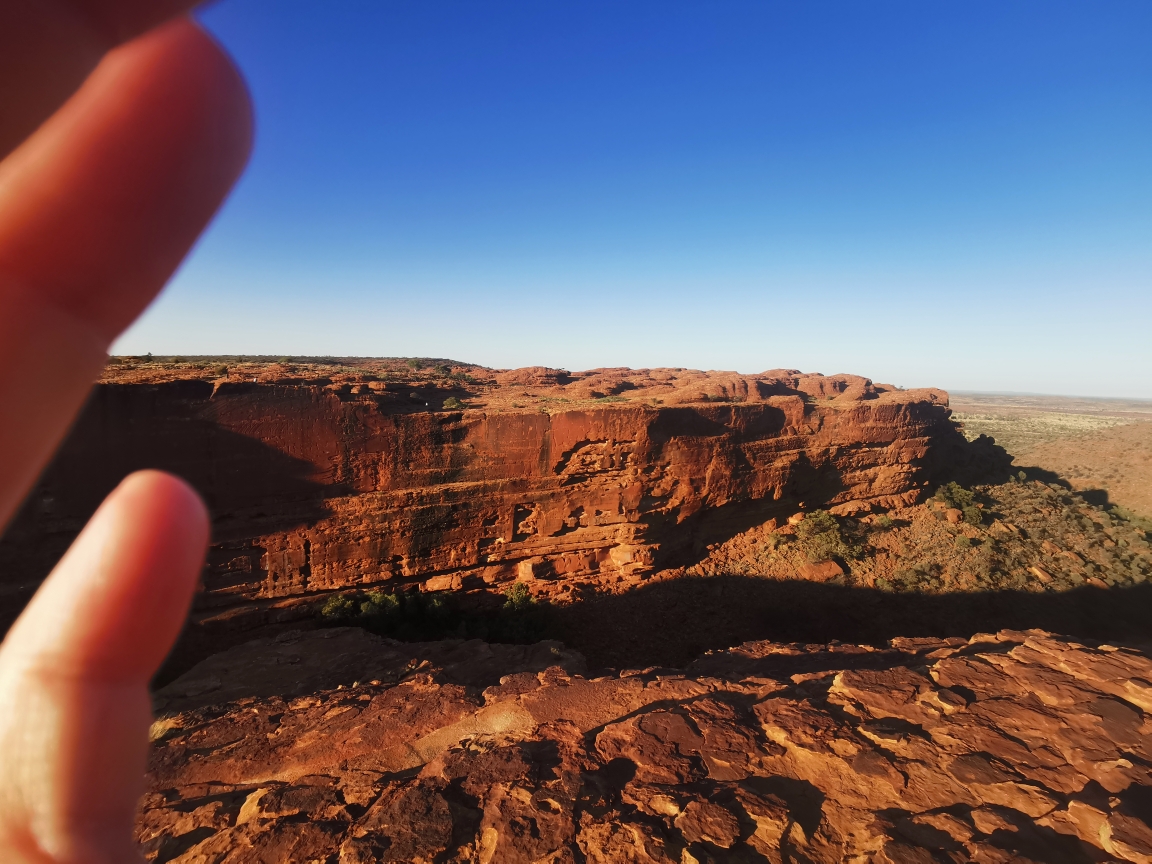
[0,382,333,637]
[549,575,1152,670]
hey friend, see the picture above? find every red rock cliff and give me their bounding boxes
[0,364,994,616]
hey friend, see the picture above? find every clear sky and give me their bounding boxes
[115,1,1152,398]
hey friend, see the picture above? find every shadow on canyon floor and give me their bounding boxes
[547,576,1152,671]
[1017,464,1110,505]
[1016,463,1152,526]
[153,575,1152,692]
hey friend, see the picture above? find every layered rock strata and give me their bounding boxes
[140,628,1152,863]
[1,365,997,622]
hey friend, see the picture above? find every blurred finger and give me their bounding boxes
[0,19,252,529]
[0,471,208,862]
[0,0,202,159]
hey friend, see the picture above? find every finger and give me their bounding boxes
[0,0,201,160]
[2,471,209,680]
[0,18,253,340]
[0,19,252,529]
[0,471,208,863]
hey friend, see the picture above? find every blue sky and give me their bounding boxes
[115,1,1152,397]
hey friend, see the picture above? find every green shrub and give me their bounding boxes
[874,514,894,529]
[348,588,452,638]
[1112,506,1152,534]
[889,564,942,593]
[935,482,982,525]
[954,535,972,549]
[1017,470,1028,481]
[495,582,545,641]
[316,583,547,644]
[406,359,422,369]
[890,568,920,591]
[442,397,464,410]
[795,510,862,562]
[320,593,358,621]
[935,481,973,509]
[215,365,229,376]
[359,589,400,624]
[433,364,450,376]
[503,581,534,612]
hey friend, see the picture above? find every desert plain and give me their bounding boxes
[951,392,1152,519]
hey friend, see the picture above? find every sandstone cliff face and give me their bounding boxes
[1,365,990,618]
[140,628,1152,863]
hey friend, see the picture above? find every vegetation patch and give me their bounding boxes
[317,582,548,643]
[1113,505,1152,536]
[935,481,983,525]
[795,510,863,563]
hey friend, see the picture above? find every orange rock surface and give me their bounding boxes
[140,627,1152,863]
[0,362,1001,630]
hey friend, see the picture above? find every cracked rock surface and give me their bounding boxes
[140,628,1152,863]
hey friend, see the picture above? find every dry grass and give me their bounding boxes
[951,410,1130,454]
[950,392,1152,519]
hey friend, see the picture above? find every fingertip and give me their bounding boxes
[1,469,210,682]
[160,18,255,197]
[115,469,210,554]
[88,470,210,675]
[0,17,255,343]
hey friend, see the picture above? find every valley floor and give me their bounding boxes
[951,392,1152,519]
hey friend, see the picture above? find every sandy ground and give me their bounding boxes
[951,392,1152,518]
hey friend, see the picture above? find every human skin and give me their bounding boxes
[0,3,252,861]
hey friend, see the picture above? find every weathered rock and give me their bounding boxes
[1,365,1000,635]
[139,628,1152,863]
[797,559,844,582]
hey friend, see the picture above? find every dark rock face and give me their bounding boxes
[139,628,1152,863]
[1,367,1001,627]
